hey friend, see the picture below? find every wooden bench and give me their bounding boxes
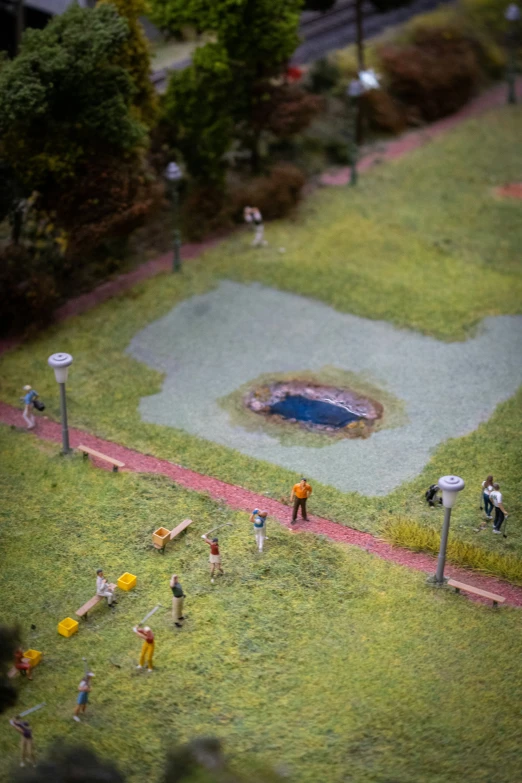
[153,519,193,552]
[447,578,506,607]
[76,583,117,619]
[78,444,125,472]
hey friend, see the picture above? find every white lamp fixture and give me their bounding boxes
[359,69,380,91]
[48,352,73,384]
[505,3,521,22]
[164,162,183,182]
[438,475,465,508]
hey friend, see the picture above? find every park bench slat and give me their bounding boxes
[79,444,125,471]
[170,518,193,540]
[76,583,117,618]
[447,578,505,606]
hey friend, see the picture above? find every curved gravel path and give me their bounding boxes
[2,400,521,608]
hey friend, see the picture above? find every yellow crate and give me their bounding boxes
[153,527,171,549]
[58,618,79,638]
[23,649,42,667]
[117,572,137,591]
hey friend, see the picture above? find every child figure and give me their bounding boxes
[73,672,95,722]
[202,535,224,583]
[250,509,268,552]
[134,626,155,671]
[9,716,35,767]
[21,385,39,429]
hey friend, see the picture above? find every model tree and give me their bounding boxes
[154,0,303,174]
[98,0,158,126]
[0,3,147,192]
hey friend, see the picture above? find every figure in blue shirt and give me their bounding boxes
[250,508,268,552]
[22,385,38,429]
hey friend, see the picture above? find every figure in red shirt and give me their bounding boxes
[202,535,224,583]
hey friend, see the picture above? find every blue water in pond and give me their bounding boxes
[270,395,360,428]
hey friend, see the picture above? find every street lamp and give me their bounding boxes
[505,4,520,104]
[433,475,465,585]
[346,69,380,186]
[164,161,183,273]
[48,352,73,454]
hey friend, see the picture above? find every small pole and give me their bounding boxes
[435,506,451,585]
[59,382,70,454]
[172,182,181,273]
[505,4,520,105]
[350,95,359,187]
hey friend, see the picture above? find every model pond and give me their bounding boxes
[245,381,383,438]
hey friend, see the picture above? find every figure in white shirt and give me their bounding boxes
[244,206,267,247]
[96,569,116,607]
[489,483,508,533]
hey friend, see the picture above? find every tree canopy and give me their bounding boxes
[0,3,147,190]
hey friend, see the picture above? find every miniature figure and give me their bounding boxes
[490,483,508,533]
[202,535,224,583]
[96,569,117,607]
[170,574,185,628]
[133,626,155,671]
[290,478,312,524]
[73,672,95,722]
[21,385,39,429]
[244,206,267,247]
[14,648,33,681]
[250,509,268,552]
[9,716,35,767]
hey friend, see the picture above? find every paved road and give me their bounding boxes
[151,0,451,91]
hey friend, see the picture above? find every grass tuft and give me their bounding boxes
[382,516,522,585]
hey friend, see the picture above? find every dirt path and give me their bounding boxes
[2,400,521,608]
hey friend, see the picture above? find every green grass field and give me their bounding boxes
[1,427,522,783]
[0,107,521,572]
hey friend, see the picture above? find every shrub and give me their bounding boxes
[180,185,233,241]
[260,86,324,139]
[229,164,306,222]
[46,157,160,260]
[382,517,522,585]
[379,26,481,122]
[307,58,342,94]
[0,201,65,334]
[362,88,407,134]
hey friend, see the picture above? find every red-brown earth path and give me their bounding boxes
[2,401,521,608]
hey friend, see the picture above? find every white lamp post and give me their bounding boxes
[434,475,465,584]
[48,352,73,454]
[346,69,380,186]
[164,162,183,273]
[505,4,520,104]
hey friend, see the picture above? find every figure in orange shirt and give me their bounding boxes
[290,478,312,524]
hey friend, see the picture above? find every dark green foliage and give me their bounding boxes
[159,0,303,181]
[307,58,342,94]
[162,44,234,186]
[0,3,147,191]
[14,745,125,783]
[0,625,19,715]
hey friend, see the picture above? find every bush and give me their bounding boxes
[362,88,407,133]
[379,26,481,122]
[307,58,342,94]
[261,86,324,139]
[382,517,522,585]
[229,164,306,222]
[180,185,233,241]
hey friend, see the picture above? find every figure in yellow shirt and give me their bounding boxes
[290,478,312,524]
